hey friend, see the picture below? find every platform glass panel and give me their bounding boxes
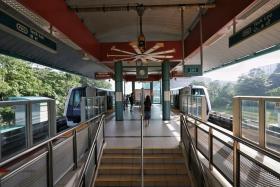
[241,100,259,144]
[0,105,27,159]
[32,102,49,145]
[265,101,280,153]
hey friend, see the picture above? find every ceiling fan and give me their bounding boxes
[107,5,176,64]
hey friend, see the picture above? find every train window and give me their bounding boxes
[73,90,81,107]
[69,92,74,106]
[192,89,205,96]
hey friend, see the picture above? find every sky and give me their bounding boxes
[203,49,280,81]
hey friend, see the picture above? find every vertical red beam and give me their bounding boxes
[18,0,100,59]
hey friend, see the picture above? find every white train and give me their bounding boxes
[171,85,211,118]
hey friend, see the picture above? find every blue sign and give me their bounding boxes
[184,65,202,77]
[229,5,280,47]
[0,10,57,52]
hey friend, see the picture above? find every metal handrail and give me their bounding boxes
[140,114,144,187]
[77,114,105,187]
[187,113,280,163]
[185,113,280,186]
[0,114,102,167]
[180,114,208,187]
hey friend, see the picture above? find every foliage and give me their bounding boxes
[268,64,280,88]
[235,68,269,96]
[0,107,15,125]
[0,55,112,116]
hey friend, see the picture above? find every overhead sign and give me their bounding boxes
[95,72,113,79]
[0,9,57,53]
[136,66,148,79]
[229,5,280,47]
[184,65,202,77]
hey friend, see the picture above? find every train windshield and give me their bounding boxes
[191,88,205,96]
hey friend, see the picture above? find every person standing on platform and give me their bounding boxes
[144,95,152,126]
[129,92,134,111]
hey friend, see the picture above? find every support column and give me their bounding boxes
[150,82,153,103]
[115,61,123,121]
[132,81,135,94]
[162,61,170,120]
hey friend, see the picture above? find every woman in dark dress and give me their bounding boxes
[144,95,152,126]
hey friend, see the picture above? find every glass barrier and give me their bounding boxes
[0,99,55,161]
[265,101,280,153]
[32,102,49,145]
[180,95,206,121]
[81,96,106,121]
[241,100,259,143]
[182,113,280,187]
[0,105,27,159]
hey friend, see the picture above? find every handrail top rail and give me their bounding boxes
[233,96,280,100]
[0,99,54,106]
[181,114,280,163]
[77,114,105,186]
[180,114,208,187]
[0,114,103,167]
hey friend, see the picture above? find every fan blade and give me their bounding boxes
[144,43,164,54]
[145,56,162,62]
[149,49,176,55]
[148,55,173,59]
[107,54,132,57]
[112,57,136,61]
[129,42,142,54]
[111,46,135,55]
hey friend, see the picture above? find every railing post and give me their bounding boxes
[233,140,240,187]
[141,115,144,187]
[73,129,78,170]
[201,96,207,123]
[194,120,198,148]
[233,97,241,137]
[26,102,33,148]
[208,127,213,170]
[47,141,54,187]
[259,98,265,148]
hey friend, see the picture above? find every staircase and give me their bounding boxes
[94,148,190,187]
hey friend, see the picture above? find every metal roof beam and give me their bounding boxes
[70,3,216,13]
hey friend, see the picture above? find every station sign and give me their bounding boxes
[136,66,148,79]
[183,65,202,77]
[0,10,57,53]
[229,5,280,47]
[95,72,113,79]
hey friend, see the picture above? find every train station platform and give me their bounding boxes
[105,104,180,148]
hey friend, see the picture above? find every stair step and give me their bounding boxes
[95,175,190,187]
[101,154,184,164]
[103,148,182,155]
[98,163,187,175]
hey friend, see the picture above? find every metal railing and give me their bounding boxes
[78,114,105,187]
[0,114,105,187]
[140,114,144,187]
[184,113,280,187]
[180,114,208,187]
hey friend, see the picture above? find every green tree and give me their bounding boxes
[268,64,280,89]
[235,68,269,96]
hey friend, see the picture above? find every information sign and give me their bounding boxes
[183,65,202,77]
[229,5,280,47]
[0,10,57,53]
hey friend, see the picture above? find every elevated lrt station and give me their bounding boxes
[1,0,280,187]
